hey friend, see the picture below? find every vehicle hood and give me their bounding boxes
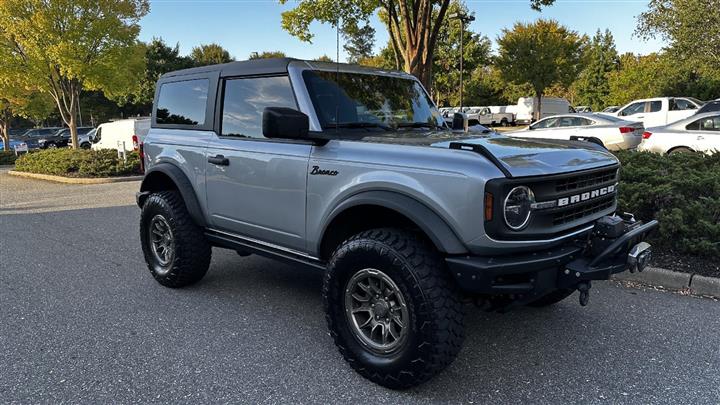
[361,131,619,177]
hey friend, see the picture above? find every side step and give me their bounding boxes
[205,229,326,271]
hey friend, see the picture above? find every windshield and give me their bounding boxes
[302,70,445,131]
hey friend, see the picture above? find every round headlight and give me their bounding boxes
[503,186,534,230]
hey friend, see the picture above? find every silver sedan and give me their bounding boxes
[638,112,720,155]
[506,113,644,150]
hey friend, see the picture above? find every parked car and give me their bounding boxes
[15,127,62,149]
[92,118,150,152]
[575,106,592,113]
[136,58,657,389]
[514,97,573,125]
[695,100,720,115]
[608,97,702,127]
[467,107,515,126]
[602,106,620,113]
[0,139,27,151]
[61,127,96,149]
[638,112,720,155]
[507,113,644,150]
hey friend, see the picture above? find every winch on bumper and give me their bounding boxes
[446,214,658,306]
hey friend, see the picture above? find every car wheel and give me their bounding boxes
[80,142,91,149]
[323,228,464,389]
[527,289,575,307]
[668,147,694,155]
[140,190,211,288]
[501,118,509,127]
[46,142,57,149]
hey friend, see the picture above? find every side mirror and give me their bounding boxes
[263,107,309,139]
[452,112,467,131]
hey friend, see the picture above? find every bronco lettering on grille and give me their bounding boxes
[557,184,616,207]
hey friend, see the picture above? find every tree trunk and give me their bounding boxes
[535,91,543,122]
[0,107,10,152]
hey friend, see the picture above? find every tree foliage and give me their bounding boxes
[191,43,234,66]
[573,29,618,110]
[496,19,583,119]
[249,51,287,59]
[280,0,556,91]
[637,0,720,70]
[0,0,148,148]
[344,23,376,63]
[126,38,193,109]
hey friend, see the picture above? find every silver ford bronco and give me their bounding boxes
[136,58,656,389]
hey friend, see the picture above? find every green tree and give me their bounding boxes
[344,23,376,63]
[637,0,720,70]
[314,55,335,62]
[0,0,148,149]
[249,51,287,59]
[279,0,555,91]
[573,29,618,110]
[191,43,234,66]
[496,19,583,120]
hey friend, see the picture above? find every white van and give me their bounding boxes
[514,97,573,125]
[92,118,150,152]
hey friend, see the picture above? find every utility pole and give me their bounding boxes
[448,12,475,112]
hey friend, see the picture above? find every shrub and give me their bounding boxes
[14,148,140,178]
[0,151,17,165]
[615,150,720,257]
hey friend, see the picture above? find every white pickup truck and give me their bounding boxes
[605,97,703,127]
[467,107,515,127]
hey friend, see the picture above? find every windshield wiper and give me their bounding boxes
[323,122,394,131]
[396,122,446,130]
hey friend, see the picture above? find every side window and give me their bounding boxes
[558,117,577,127]
[671,99,697,111]
[685,117,720,131]
[156,79,209,126]
[221,76,297,138]
[648,101,662,113]
[620,102,644,116]
[578,118,594,126]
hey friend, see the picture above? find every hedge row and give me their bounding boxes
[615,150,720,257]
[14,149,141,178]
[0,151,18,165]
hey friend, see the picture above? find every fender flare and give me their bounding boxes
[321,190,468,255]
[139,163,207,227]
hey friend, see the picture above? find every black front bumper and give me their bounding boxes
[446,218,658,300]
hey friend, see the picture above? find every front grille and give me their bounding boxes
[553,195,616,225]
[555,168,617,193]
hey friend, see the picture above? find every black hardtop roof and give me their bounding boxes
[159,58,412,80]
[161,57,297,79]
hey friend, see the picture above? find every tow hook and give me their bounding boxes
[628,242,652,273]
[577,282,591,306]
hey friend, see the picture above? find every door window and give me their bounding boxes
[156,79,209,126]
[686,116,720,131]
[620,102,644,116]
[221,76,297,138]
[648,101,662,112]
[671,98,697,111]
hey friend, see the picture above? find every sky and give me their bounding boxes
[139,0,666,62]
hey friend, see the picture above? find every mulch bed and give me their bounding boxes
[651,250,720,278]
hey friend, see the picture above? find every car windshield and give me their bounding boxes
[302,70,445,131]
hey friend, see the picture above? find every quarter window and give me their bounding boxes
[671,99,697,111]
[156,79,209,126]
[221,76,297,138]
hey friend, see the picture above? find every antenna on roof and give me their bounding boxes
[335,15,340,134]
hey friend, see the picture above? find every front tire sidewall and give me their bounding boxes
[326,245,421,372]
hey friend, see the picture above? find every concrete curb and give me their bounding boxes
[613,266,720,299]
[8,170,141,184]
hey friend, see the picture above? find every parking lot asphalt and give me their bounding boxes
[1,170,719,404]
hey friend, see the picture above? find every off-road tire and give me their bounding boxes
[527,289,574,307]
[140,190,211,288]
[323,228,464,389]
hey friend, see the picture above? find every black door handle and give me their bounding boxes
[208,155,229,166]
